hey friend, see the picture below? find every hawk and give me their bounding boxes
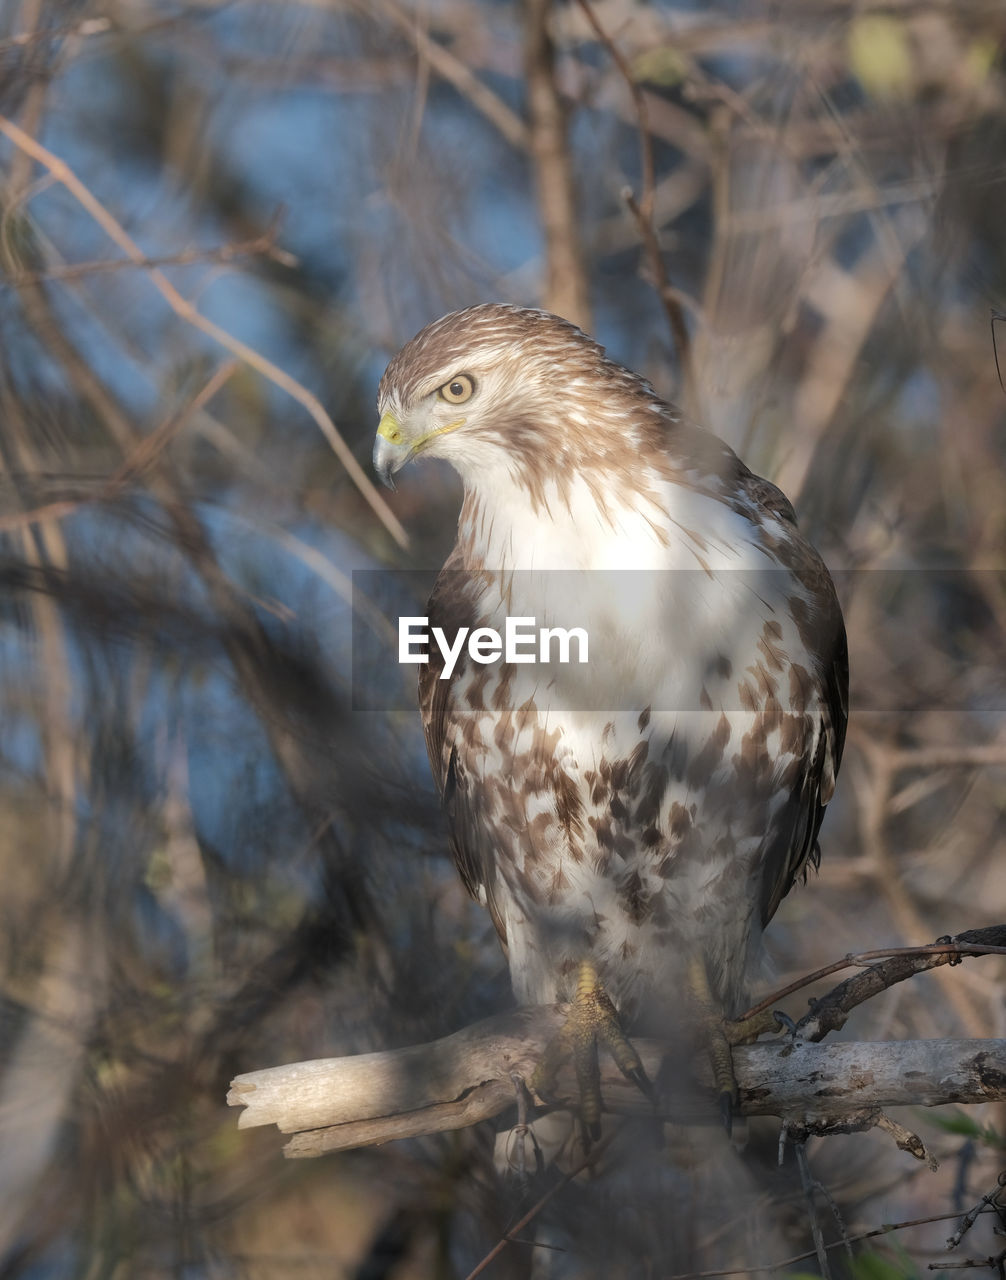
[373,304,847,1127]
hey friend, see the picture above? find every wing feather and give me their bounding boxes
[750,499,849,926]
[419,553,509,949]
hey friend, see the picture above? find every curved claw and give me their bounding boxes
[626,1063,658,1108]
[719,1090,735,1137]
[529,961,654,1149]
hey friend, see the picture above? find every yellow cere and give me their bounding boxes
[377,411,402,444]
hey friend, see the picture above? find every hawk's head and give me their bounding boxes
[373,303,661,489]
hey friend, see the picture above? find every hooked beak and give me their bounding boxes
[373,409,467,488]
[373,412,413,490]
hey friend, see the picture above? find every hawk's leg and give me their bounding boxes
[530,960,654,1144]
[686,956,738,1131]
[686,957,781,1133]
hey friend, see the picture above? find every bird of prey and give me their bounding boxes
[373,304,847,1131]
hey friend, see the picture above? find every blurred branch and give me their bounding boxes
[465,1141,606,1280]
[523,0,591,328]
[4,222,296,285]
[849,747,994,1042]
[505,1208,1004,1280]
[229,1011,1006,1158]
[0,114,408,550]
[884,743,1006,771]
[0,15,111,54]
[572,0,654,219]
[0,926,98,1252]
[2,266,392,990]
[371,0,528,149]
[572,0,693,403]
[779,219,927,505]
[0,320,97,1253]
[0,360,238,532]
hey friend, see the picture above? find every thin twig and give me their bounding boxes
[664,1210,1000,1280]
[735,931,1006,1026]
[947,1175,1006,1250]
[933,1254,1006,1272]
[3,226,296,286]
[571,0,654,220]
[371,0,528,149]
[0,114,408,550]
[795,1141,833,1280]
[464,1131,617,1280]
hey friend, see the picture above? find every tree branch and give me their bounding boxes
[372,0,528,150]
[734,926,1006,1037]
[573,0,695,405]
[523,0,592,329]
[228,1007,1006,1159]
[4,223,296,285]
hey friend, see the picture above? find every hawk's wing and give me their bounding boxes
[757,619,847,927]
[419,552,510,951]
[738,469,849,927]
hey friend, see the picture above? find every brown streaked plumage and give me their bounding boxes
[374,303,847,1039]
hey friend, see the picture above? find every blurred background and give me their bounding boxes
[1,0,1005,1276]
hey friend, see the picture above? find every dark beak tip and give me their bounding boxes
[374,459,397,491]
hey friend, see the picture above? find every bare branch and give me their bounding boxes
[794,929,1006,1043]
[573,0,694,403]
[464,1133,611,1280]
[736,926,1006,1035]
[663,1210,1003,1280]
[228,1008,1006,1158]
[3,225,296,285]
[571,0,655,218]
[523,0,591,328]
[778,220,927,505]
[371,0,529,150]
[947,1174,1006,1251]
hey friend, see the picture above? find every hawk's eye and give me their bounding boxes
[439,374,474,404]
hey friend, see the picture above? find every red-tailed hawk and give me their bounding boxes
[374,304,847,1124]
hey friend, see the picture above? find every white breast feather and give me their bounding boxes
[455,467,821,1014]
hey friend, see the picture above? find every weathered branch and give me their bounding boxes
[725,927,1006,1043]
[794,926,1006,1042]
[228,1006,1006,1159]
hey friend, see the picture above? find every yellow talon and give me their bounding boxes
[531,961,653,1145]
[686,956,738,1130]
